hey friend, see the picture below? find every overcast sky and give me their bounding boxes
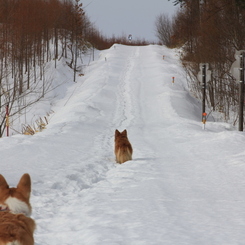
[81,0,179,42]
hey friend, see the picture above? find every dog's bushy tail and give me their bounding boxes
[117,147,132,164]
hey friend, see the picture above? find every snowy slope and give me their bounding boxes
[1,44,245,245]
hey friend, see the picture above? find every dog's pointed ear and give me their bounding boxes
[17,174,31,200]
[0,175,9,191]
[122,129,127,136]
[115,129,120,136]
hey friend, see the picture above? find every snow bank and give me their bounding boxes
[1,44,245,245]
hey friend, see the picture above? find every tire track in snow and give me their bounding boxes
[110,46,159,161]
[113,47,140,129]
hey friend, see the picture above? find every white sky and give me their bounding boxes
[81,0,179,42]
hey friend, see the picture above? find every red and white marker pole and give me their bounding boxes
[202,112,207,130]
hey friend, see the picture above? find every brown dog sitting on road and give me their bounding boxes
[115,129,133,164]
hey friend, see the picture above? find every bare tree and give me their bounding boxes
[155,13,173,46]
[168,0,245,124]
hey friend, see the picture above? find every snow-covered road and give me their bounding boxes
[1,44,245,244]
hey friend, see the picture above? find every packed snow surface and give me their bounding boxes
[1,44,245,245]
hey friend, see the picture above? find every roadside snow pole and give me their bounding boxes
[230,50,245,131]
[198,63,211,130]
[6,104,9,137]
[202,112,207,130]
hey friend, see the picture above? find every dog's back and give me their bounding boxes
[115,129,133,164]
[0,174,35,245]
[0,212,35,245]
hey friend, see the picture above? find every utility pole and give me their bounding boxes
[230,50,245,131]
[198,63,211,129]
[239,52,245,131]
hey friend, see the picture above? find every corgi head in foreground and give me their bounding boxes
[0,173,32,217]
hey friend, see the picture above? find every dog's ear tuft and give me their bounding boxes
[0,175,9,190]
[122,129,127,136]
[17,174,31,200]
